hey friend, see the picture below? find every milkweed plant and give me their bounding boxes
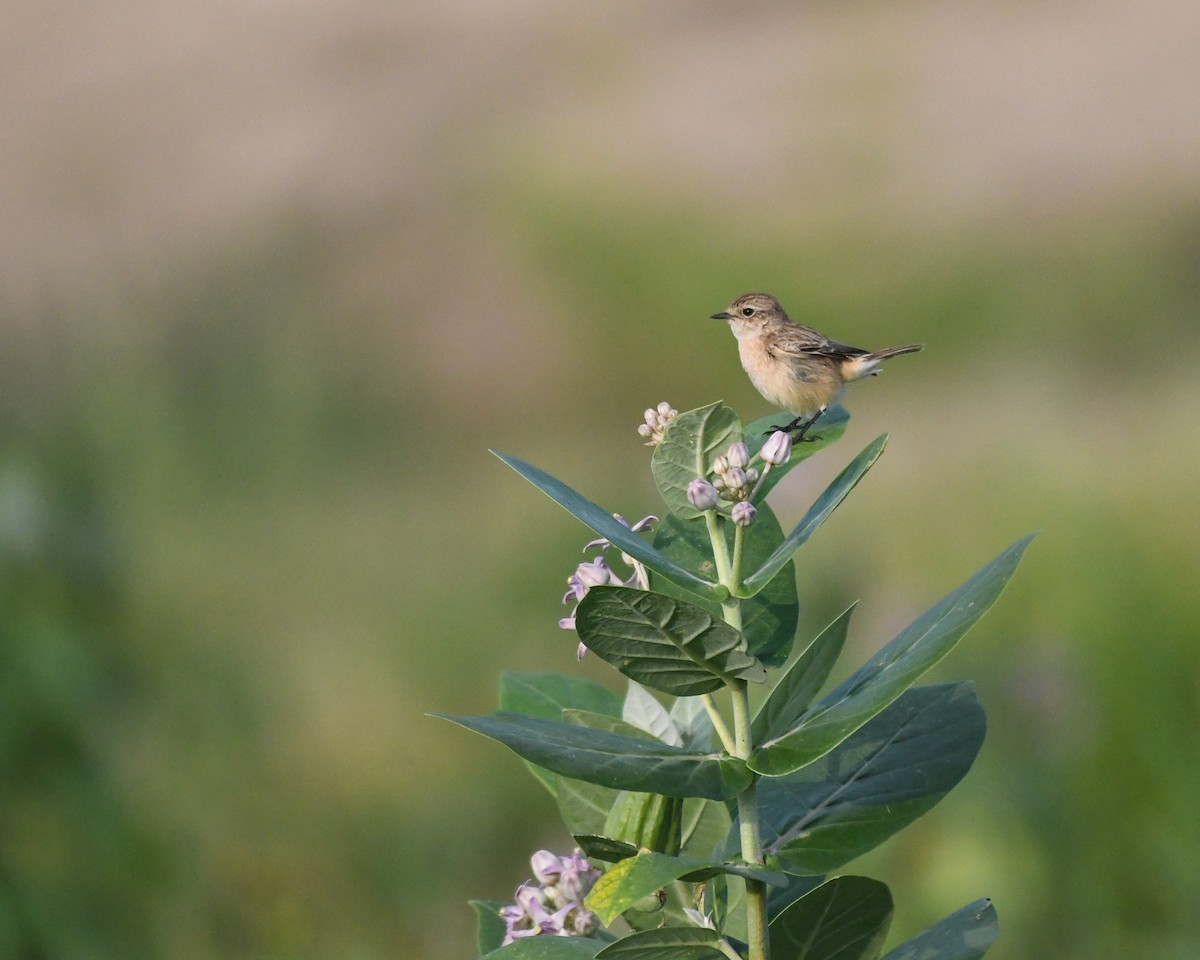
[436,400,1033,960]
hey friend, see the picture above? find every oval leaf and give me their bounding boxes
[751,683,986,875]
[769,876,893,960]
[576,586,767,697]
[482,937,607,959]
[743,404,850,499]
[650,402,743,520]
[651,504,800,667]
[880,899,999,960]
[595,926,725,959]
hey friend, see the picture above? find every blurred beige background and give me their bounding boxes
[2,2,1198,958]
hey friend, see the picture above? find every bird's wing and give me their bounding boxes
[768,323,867,360]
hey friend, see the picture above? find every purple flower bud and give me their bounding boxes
[761,430,793,466]
[727,441,750,469]
[572,908,600,936]
[574,558,619,589]
[530,850,563,885]
[515,883,548,914]
[686,478,719,511]
[712,455,729,475]
[732,502,757,527]
[724,466,748,491]
[558,852,600,902]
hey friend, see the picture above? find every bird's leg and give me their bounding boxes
[788,408,825,443]
[764,412,808,436]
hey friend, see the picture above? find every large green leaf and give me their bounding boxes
[481,938,607,959]
[595,926,725,960]
[650,402,743,520]
[750,535,1034,776]
[742,435,888,596]
[493,451,726,602]
[769,876,893,960]
[751,605,854,743]
[433,711,751,800]
[743,405,850,499]
[553,709,658,836]
[650,504,799,667]
[585,850,785,925]
[750,683,986,875]
[500,673,623,794]
[471,899,509,956]
[576,587,766,697]
[880,899,999,960]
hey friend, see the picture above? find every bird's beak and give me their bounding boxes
[710,311,732,320]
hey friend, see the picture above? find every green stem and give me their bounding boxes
[704,509,733,585]
[701,694,735,754]
[702,507,770,960]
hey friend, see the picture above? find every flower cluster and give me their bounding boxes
[711,441,759,503]
[637,402,678,446]
[559,514,656,658]
[499,849,602,945]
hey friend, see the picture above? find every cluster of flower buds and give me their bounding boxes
[637,402,678,447]
[560,514,656,657]
[499,849,603,945]
[711,441,759,504]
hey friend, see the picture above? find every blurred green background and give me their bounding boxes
[2,3,1198,958]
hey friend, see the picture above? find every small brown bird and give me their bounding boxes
[711,292,923,439]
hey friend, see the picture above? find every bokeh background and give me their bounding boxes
[2,2,1199,958]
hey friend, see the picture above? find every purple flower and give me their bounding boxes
[559,515,656,649]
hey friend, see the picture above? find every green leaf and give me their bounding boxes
[752,683,986,875]
[471,899,509,955]
[576,587,767,697]
[595,926,726,959]
[752,605,853,743]
[880,899,999,960]
[433,711,751,800]
[585,850,785,926]
[501,672,623,722]
[750,535,1035,776]
[493,452,726,603]
[651,504,799,667]
[670,697,714,752]
[556,774,619,837]
[743,404,851,499]
[481,937,607,959]
[500,673,623,794]
[679,798,730,860]
[769,876,893,960]
[554,709,657,836]
[742,435,888,596]
[624,681,682,745]
[650,402,743,520]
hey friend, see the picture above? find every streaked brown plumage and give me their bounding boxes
[710,292,922,438]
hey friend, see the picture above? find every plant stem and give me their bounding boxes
[704,509,770,960]
[701,694,736,754]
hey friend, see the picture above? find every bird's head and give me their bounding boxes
[710,292,788,334]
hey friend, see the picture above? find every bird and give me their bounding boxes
[710,292,923,440]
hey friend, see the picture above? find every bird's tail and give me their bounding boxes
[841,343,924,380]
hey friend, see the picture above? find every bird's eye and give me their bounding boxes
[741,307,755,317]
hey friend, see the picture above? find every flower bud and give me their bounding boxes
[574,558,618,589]
[530,850,563,885]
[712,455,728,475]
[724,466,748,491]
[656,401,676,418]
[732,502,757,527]
[761,430,793,466]
[637,423,652,438]
[571,908,599,936]
[686,478,719,511]
[727,441,750,469]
